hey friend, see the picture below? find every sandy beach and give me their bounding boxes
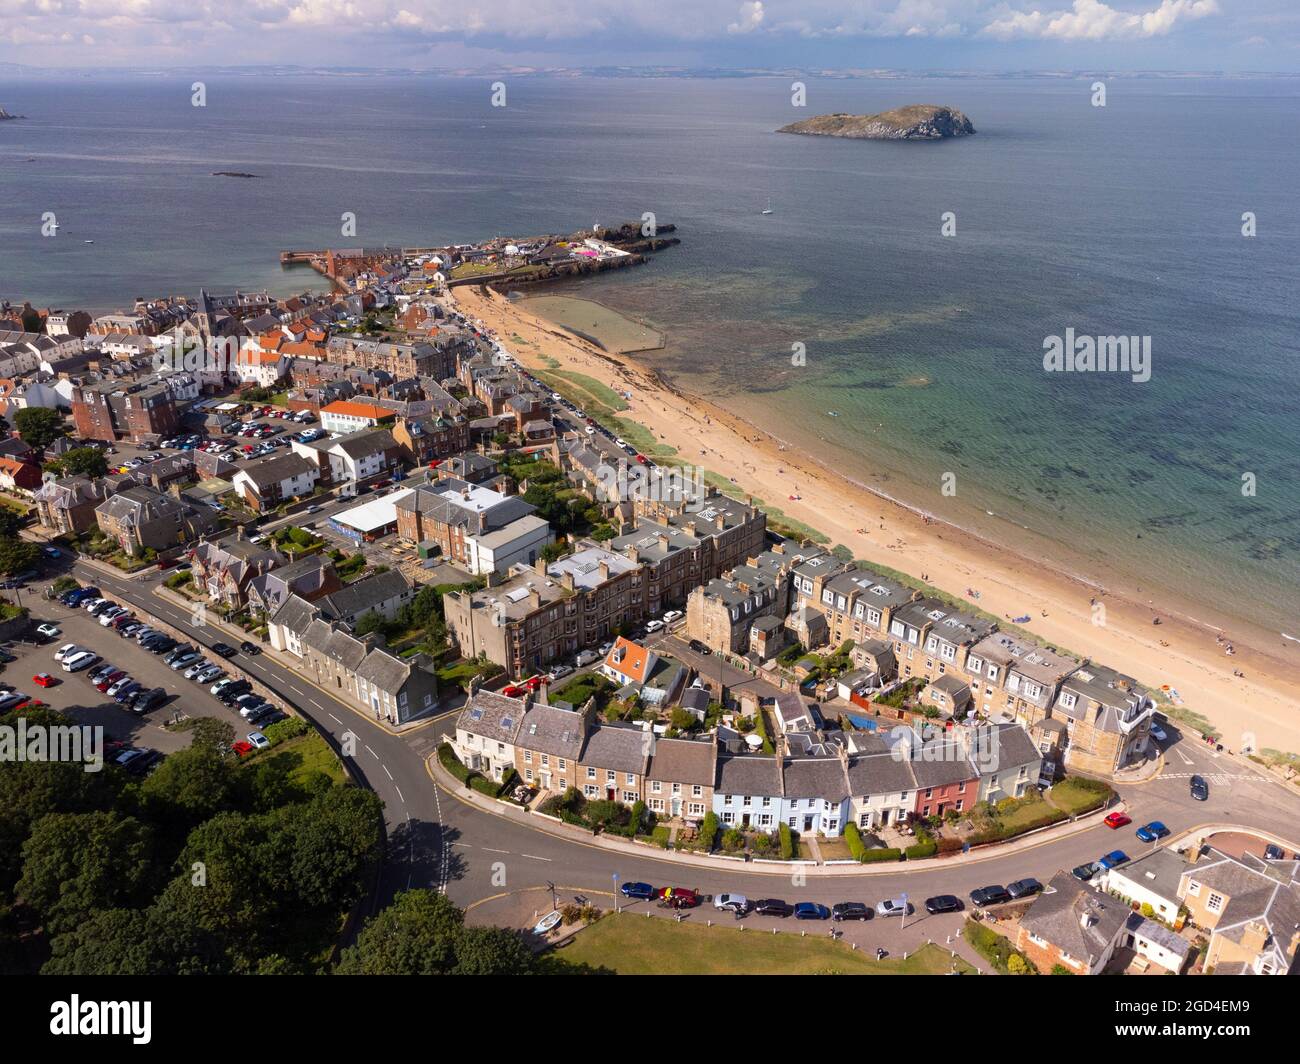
[453,284,1300,759]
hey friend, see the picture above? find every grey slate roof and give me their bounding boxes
[517,702,586,760]
[457,691,527,745]
[1019,871,1129,967]
[781,757,850,803]
[270,593,320,636]
[318,568,411,619]
[580,723,651,775]
[715,755,782,797]
[647,737,715,786]
[846,750,918,796]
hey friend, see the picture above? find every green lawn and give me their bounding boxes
[249,731,349,787]
[1046,776,1113,816]
[557,914,976,975]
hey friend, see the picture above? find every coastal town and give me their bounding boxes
[0,227,1296,981]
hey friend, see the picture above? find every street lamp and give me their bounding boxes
[612,872,620,914]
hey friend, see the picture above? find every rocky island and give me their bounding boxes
[778,104,975,141]
[212,171,261,178]
[0,106,26,120]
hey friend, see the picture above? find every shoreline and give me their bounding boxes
[453,283,1300,759]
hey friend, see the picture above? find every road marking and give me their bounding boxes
[383,765,393,781]
[483,847,510,855]
[521,854,553,862]
[1177,749,1193,765]
[365,745,379,760]
[328,713,343,725]
[395,786,404,804]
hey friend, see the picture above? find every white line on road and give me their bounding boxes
[521,854,553,862]
[383,765,393,780]
[365,745,379,760]
[395,786,404,804]
[482,847,509,855]
[328,713,343,724]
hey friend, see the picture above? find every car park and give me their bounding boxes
[1135,821,1169,842]
[831,902,872,921]
[1007,878,1043,900]
[713,893,749,915]
[969,886,1012,907]
[1190,775,1209,801]
[1103,812,1132,829]
[1099,850,1130,870]
[875,897,913,918]
[924,895,963,915]
[794,902,831,921]
[752,898,793,918]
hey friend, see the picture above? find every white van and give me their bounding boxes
[63,651,101,673]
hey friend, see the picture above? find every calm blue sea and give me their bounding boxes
[1,74,1297,633]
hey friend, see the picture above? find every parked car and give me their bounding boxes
[662,610,683,624]
[1135,821,1169,842]
[969,886,1012,907]
[98,606,128,626]
[163,644,195,665]
[31,673,57,688]
[94,670,126,693]
[644,619,664,634]
[575,649,601,667]
[831,902,872,921]
[687,638,712,656]
[212,643,238,659]
[713,893,749,916]
[63,652,101,673]
[875,897,913,918]
[1149,723,1167,742]
[183,660,211,680]
[168,651,201,671]
[35,623,61,639]
[258,711,288,728]
[792,902,830,921]
[112,682,142,704]
[1263,844,1286,861]
[53,642,83,663]
[1099,850,1130,870]
[924,895,963,915]
[239,641,262,655]
[547,664,573,681]
[655,887,700,909]
[0,692,30,712]
[1190,775,1209,801]
[106,676,135,698]
[1103,812,1132,829]
[1071,862,1101,882]
[1007,878,1043,900]
[752,898,793,918]
[231,740,254,757]
[247,732,270,751]
[245,705,279,726]
[122,749,162,776]
[131,687,167,713]
[195,666,225,684]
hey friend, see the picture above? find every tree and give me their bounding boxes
[0,537,39,576]
[58,446,108,479]
[451,925,535,975]
[335,889,465,975]
[13,407,65,449]
[1007,952,1031,975]
[17,811,155,934]
[138,746,238,835]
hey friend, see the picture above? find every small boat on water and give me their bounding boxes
[761,197,774,215]
[83,240,94,244]
[826,410,839,417]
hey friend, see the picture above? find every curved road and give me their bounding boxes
[76,562,1300,934]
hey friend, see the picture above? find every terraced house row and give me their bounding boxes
[452,688,1043,835]
[686,540,1157,779]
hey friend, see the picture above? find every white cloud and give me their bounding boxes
[982,0,1220,41]
[727,1,765,34]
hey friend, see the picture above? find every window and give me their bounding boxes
[558,759,566,771]
[524,751,532,764]
[692,785,702,797]
[1060,692,1077,710]
[1187,881,1200,896]
[626,773,636,786]
[1207,892,1224,913]
[586,767,596,780]
[541,754,549,767]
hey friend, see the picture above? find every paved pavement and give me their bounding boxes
[62,555,1300,957]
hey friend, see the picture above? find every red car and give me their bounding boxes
[32,673,58,688]
[95,670,126,693]
[231,740,254,757]
[656,887,700,909]
[1104,812,1132,829]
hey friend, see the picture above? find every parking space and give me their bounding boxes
[16,596,264,752]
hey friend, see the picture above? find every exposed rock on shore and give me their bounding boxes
[778,104,975,141]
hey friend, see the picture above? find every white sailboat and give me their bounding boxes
[761,197,773,215]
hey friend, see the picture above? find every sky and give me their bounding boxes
[1,0,1298,73]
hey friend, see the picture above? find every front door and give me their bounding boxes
[671,797,681,817]
[803,815,814,832]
